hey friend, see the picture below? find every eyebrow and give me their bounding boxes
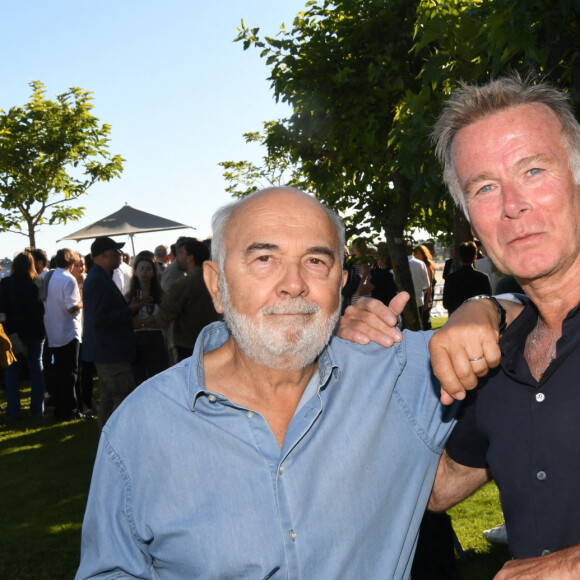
[245,242,337,265]
[463,154,557,194]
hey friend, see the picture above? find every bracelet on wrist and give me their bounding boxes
[463,294,507,333]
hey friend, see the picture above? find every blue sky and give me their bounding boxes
[1,0,308,259]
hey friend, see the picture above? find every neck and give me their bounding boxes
[519,266,580,332]
[204,337,318,448]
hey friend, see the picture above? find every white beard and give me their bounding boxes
[219,271,340,371]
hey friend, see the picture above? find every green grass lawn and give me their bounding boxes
[1,372,510,579]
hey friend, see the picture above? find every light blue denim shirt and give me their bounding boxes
[77,322,456,580]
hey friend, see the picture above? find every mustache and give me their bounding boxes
[261,299,320,316]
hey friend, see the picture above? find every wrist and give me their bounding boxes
[463,294,507,333]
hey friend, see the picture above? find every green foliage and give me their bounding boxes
[219,121,309,198]
[230,0,580,326]
[0,81,124,247]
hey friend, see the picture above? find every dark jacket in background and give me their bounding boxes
[82,264,136,364]
[443,265,492,315]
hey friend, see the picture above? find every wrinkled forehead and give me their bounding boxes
[225,192,341,254]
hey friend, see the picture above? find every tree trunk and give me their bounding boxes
[452,207,472,269]
[382,172,423,331]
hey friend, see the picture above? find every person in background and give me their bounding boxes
[112,251,133,296]
[357,241,398,306]
[413,244,436,330]
[147,238,220,362]
[71,253,98,417]
[160,238,189,292]
[442,241,492,315]
[30,248,50,279]
[82,237,140,431]
[127,254,169,385]
[154,244,170,272]
[0,251,46,418]
[43,248,84,421]
[407,244,430,328]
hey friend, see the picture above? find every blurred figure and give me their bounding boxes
[30,248,49,279]
[0,251,46,418]
[442,242,491,315]
[149,238,219,362]
[127,254,169,385]
[357,242,398,306]
[413,244,436,330]
[112,251,133,296]
[44,248,84,421]
[154,244,170,272]
[71,253,98,416]
[160,237,190,292]
[407,245,430,328]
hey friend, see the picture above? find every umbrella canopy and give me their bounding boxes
[58,204,195,255]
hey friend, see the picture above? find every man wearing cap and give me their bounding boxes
[82,236,141,430]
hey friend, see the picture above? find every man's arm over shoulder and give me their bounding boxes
[428,449,490,512]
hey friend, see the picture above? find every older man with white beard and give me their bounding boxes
[76,187,457,580]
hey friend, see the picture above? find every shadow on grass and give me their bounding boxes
[457,543,511,579]
[0,416,100,580]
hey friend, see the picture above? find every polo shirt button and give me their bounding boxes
[246,411,255,419]
[535,392,545,402]
[537,471,547,481]
[289,529,297,541]
[279,465,284,475]
[208,395,217,403]
[541,549,551,556]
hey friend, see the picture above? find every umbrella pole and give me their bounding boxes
[129,234,136,257]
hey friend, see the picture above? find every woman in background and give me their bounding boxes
[413,244,436,330]
[0,251,46,418]
[127,254,169,385]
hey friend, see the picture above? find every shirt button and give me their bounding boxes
[541,549,551,556]
[279,465,285,475]
[535,393,545,402]
[537,471,547,481]
[289,530,297,541]
[246,411,255,419]
[208,395,217,403]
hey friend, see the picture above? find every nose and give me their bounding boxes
[501,181,532,219]
[277,262,308,298]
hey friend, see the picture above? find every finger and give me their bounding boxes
[387,291,410,319]
[440,387,457,406]
[355,297,399,326]
[337,316,400,347]
[430,341,477,402]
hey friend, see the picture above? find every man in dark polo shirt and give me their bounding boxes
[341,76,580,577]
[425,77,580,577]
[82,237,141,431]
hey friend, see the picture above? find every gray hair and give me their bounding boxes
[210,187,345,267]
[432,75,580,217]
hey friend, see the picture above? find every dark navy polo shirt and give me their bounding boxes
[446,300,580,559]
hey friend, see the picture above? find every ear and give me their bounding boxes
[203,261,224,314]
[341,269,348,289]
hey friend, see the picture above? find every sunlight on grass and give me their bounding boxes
[47,522,83,535]
[1,443,43,455]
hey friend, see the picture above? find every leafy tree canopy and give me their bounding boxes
[0,81,124,247]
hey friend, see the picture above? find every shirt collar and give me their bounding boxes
[188,321,341,410]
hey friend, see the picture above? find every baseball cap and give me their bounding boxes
[91,236,125,258]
